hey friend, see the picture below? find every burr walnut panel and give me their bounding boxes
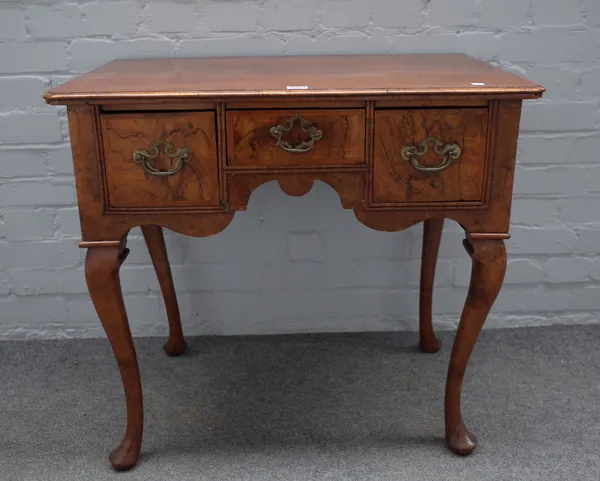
[100,112,220,209]
[226,109,366,168]
[373,109,489,205]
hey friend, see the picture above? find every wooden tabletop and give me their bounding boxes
[44,54,544,104]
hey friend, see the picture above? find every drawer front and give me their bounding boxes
[226,109,366,167]
[373,109,488,204]
[101,112,220,209]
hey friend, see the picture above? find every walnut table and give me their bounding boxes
[44,54,545,471]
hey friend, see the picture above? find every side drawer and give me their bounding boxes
[226,109,366,168]
[373,108,489,204]
[100,112,220,209]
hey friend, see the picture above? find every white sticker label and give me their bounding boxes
[471,82,486,86]
[286,85,309,90]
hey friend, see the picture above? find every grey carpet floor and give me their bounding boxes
[1,326,599,481]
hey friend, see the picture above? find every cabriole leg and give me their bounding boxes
[141,225,186,356]
[445,238,506,455]
[85,239,143,471]
[419,219,444,353]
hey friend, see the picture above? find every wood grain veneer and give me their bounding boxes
[45,54,545,471]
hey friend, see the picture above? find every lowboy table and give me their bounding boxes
[44,54,544,471]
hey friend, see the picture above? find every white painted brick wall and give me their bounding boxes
[0,0,599,340]
[374,0,423,29]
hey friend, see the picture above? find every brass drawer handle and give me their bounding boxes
[401,136,461,173]
[132,140,191,177]
[269,114,323,153]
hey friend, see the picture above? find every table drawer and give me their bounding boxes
[100,112,220,209]
[226,109,366,168]
[373,109,488,204]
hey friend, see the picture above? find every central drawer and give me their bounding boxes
[226,109,366,168]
